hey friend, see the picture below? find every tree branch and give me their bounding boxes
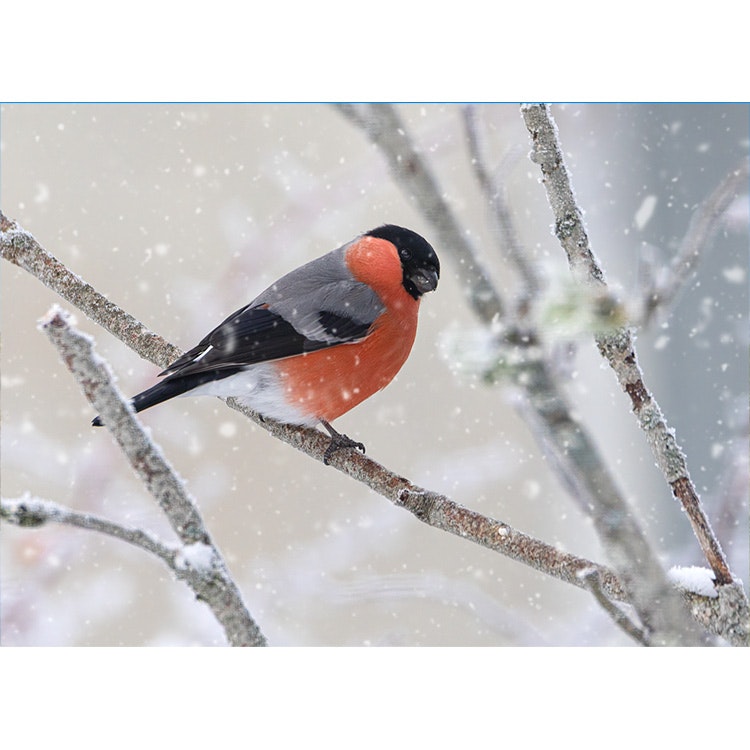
[578,567,650,645]
[219,399,631,601]
[0,211,180,369]
[335,105,703,644]
[2,494,178,568]
[677,581,749,647]
[462,104,543,304]
[520,103,741,598]
[37,306,267,647]
[641,157,750,324]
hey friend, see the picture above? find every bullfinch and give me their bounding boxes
[93,224,440,462]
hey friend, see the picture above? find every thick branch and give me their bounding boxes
[678,582,748,647]
[521,103,738,595]
[37,307,267,647]
[1,210,180,368]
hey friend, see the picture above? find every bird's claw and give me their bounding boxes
[321,421,366,465]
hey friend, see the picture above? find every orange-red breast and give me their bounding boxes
[93,224,439,462]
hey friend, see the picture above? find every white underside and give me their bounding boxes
[185,362,319,427]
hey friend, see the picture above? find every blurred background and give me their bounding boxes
[1,103,747,646]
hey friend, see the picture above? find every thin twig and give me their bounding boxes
[578,567,651,646]
[0,494,275,640]
[2,495,178,568]
[462,105,543,302]
[642,157,750,324]
[520,103,740,597]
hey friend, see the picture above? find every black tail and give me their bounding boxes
[91,367,243,426]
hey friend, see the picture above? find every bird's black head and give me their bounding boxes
[365,224,440,300]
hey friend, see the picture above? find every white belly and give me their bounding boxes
[186,362,319,427]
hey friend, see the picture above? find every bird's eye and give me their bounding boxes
[401,249,412,261]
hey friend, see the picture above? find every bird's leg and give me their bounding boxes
[320,420,366,465]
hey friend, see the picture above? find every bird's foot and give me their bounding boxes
[321,420,365,465]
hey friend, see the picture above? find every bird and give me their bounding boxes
[93,224,440,463]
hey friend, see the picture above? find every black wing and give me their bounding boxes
[160,303,373,379]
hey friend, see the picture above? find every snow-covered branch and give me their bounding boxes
[671,571,748,646]
[0,211,180,369]
[521,104,742,602]
[2,494,177,567]
[36,305,267,647]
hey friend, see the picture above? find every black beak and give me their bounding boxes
[410,267,439,294]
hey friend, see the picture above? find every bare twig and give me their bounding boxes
[37,307,267,647]
[2,494,178,568]
[462,105,543,303]
[642,157,750,324]
[520,103,740,597]
[578,567,651,645]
